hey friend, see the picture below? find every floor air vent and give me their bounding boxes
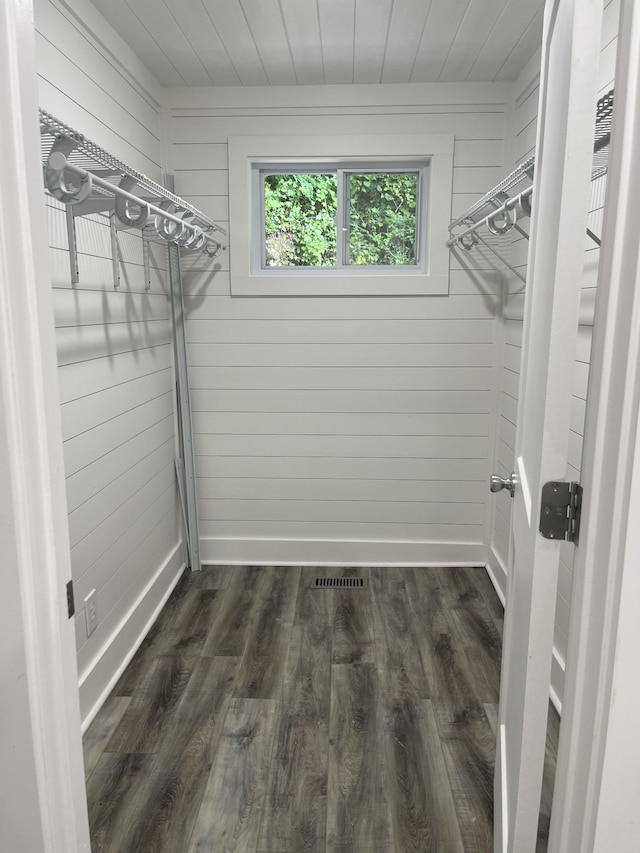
[314,577,365,588]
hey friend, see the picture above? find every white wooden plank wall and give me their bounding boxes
[488,49,540,587]
[489,0,620,709]
[164,83,510,565]
[34,0,183,725]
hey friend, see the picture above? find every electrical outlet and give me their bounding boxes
[84,589,98,637]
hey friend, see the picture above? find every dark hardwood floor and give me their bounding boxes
[83,565,558,852]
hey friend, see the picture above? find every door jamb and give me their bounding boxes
[0,0,90,849]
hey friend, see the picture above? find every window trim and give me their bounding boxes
[229,134,454,297]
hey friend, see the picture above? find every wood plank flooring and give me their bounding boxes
[84,565,558,852]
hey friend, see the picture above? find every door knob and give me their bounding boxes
[490,473,516,498]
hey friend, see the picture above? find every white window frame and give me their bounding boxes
[228,134,454,297]
[255,163,426,273]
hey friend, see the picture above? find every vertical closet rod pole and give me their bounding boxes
[165,175,201,571]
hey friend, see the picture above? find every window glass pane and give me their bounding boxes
[263,173,337,267]
[346,172,419,266]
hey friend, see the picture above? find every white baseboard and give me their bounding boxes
[200,537,488,567]
[486,545,507,605]
[79,542,185,730]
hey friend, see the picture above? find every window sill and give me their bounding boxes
[230,272,450,297]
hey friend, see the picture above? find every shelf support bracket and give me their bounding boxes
[142,226,152,291]
[109,212,120,289]
[65,205,79,285]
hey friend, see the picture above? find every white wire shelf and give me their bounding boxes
[40,109,227,288]
[447,88,614,280]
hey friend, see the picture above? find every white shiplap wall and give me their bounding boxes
[34,0,183,725]
[488,0,620,709]
[487,49,540,593]
[164,83,510,566]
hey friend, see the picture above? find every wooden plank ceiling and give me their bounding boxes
[89,0,545,87]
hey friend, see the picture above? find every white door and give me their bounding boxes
[493,1,604,851]
[547,2,640,847]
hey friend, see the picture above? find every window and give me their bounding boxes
[229,134,454,296]
[259,166,425,271]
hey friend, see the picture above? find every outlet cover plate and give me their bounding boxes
[84,589,98,636]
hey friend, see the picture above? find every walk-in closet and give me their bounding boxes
[3,1,640,852]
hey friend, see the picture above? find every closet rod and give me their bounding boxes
[449,156,535,235]
[446,185,533,249]
[48,152,226,257]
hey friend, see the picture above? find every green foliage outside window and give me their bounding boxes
[348,173,417,265]
[263,171,419,268]
[264,173,337,267]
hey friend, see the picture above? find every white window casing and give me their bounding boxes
[228,134,454,297]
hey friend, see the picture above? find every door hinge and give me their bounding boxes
[66,580,75,619]
[539,481,582,543]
